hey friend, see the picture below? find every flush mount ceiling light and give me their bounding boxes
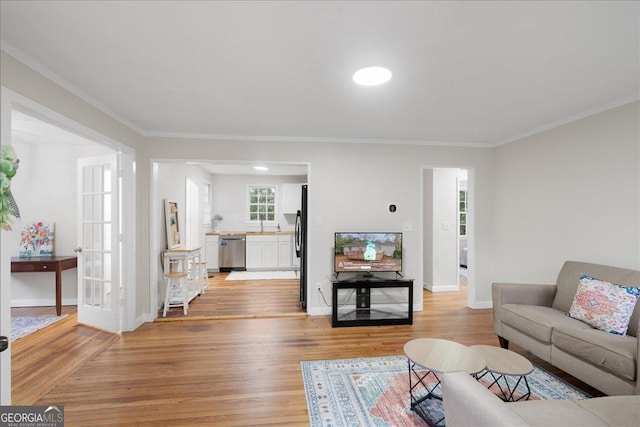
[353,66,392,86]
[254,166,269,171]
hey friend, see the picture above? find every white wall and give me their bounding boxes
[211,174,306,232]
[8,140,112,306]
[430,168,459,290]
[422,169,434,287]
[156,163,210,246]
[493,101,640,283]
[148,137,496,313]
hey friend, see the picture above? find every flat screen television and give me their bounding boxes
[334,232,402,275]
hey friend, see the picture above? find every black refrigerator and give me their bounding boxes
[295,184,308,310]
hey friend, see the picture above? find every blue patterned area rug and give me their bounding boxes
[11,315,68,342]
[301,355,590,427]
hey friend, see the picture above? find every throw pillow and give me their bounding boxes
[568,274,640,335]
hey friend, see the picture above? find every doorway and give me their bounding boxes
[0,89,136,403]
[422,167,472,305]
[151,160,308,319]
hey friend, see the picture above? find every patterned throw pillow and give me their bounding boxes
[568,274,640,335]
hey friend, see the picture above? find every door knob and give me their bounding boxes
[0,336,8,353]
[74,247,83,253]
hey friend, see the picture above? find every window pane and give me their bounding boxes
[248,186,277,222]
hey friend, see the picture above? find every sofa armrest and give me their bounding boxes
[637,331,640,395]
[442,371,528,427]
[492,283,557,340]
[492,283,557,307]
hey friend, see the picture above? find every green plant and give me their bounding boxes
[0,145,20,230]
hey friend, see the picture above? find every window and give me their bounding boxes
[248,185,276,222]
[459,190,468,236]
[203,182,212,225]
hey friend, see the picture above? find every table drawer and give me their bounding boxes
[11,262,58,272]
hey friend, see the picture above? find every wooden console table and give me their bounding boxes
[11,255,78,316]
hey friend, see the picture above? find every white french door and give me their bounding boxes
[77,154,121,333]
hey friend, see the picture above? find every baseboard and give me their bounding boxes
[11,298,78,307]
[424,284,460,292]
[134,313,155,330]
[308,307,332,316]
[468,300,492,309]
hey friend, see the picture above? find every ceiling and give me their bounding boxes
[1,1,638,146]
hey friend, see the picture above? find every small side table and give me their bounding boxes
[404,338,486,426]
[11,256,78,316]
[471,345,533,402]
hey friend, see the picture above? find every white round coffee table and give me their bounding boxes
[404,338,486,426]
[471,344,533,401]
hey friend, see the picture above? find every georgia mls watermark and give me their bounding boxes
[0,406,64,427]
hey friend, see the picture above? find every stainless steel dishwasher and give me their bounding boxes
[219,234,246,271]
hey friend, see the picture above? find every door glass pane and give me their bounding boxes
[93,280,103,307]
[103,166,111,192]
[103,194,111,222]
[83,194,92,222]
[103,224,111,250]
[83,223,92,248]
[93,165,103,193]
[93,224,102,250]
[93,194,103,222]
[93,251,102,280]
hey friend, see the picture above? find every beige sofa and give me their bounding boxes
[492,260,640,396]
[442,370,640,427]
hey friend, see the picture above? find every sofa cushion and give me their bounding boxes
[577,396,640,427]
[510,400,607,427]
[501,304,592,343]
[568,274,640,335]
[552,327,637,381]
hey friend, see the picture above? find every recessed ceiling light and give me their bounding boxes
[353,66,392,86]
[254,166,269,171]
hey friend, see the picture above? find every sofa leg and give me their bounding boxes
[498,336,509,349]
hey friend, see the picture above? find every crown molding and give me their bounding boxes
[494,96,640,147]
[1,42,146,136]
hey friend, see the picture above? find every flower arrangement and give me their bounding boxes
[0,145,20,230]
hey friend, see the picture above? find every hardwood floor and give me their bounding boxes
[158,272,306,319]
[10,306,119,406]
[12,275,603,426]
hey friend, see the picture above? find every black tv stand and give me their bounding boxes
[331,277,413,327]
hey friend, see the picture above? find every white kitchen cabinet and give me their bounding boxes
[246,238,263,270]
[262,239,279,268]
[278,235,292,268]
[205,234,220,271]
[282,183,303,215]
[246,234,294,270]
[246,235,277,270]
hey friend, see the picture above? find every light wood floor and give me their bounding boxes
[158,272,306,319]
[12,274,603,426]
